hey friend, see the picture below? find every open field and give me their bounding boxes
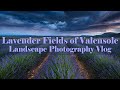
[0,36,120,79]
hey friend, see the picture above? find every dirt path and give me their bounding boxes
[27,53,50,79]
[70,53,90,79]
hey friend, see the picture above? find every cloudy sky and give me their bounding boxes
[0,11,120,36]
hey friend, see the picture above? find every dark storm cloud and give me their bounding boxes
[64,11,108,31]
[98,11,120,23]
[0,11,108,29]
[0,11,120,36]
[0,11,65,23]
[83,11,120,33]
[0,11,67,29]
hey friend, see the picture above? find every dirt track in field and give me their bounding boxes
[27,52,90,79]
[27,53,50,79]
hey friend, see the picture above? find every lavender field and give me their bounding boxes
[0,36,120,79]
